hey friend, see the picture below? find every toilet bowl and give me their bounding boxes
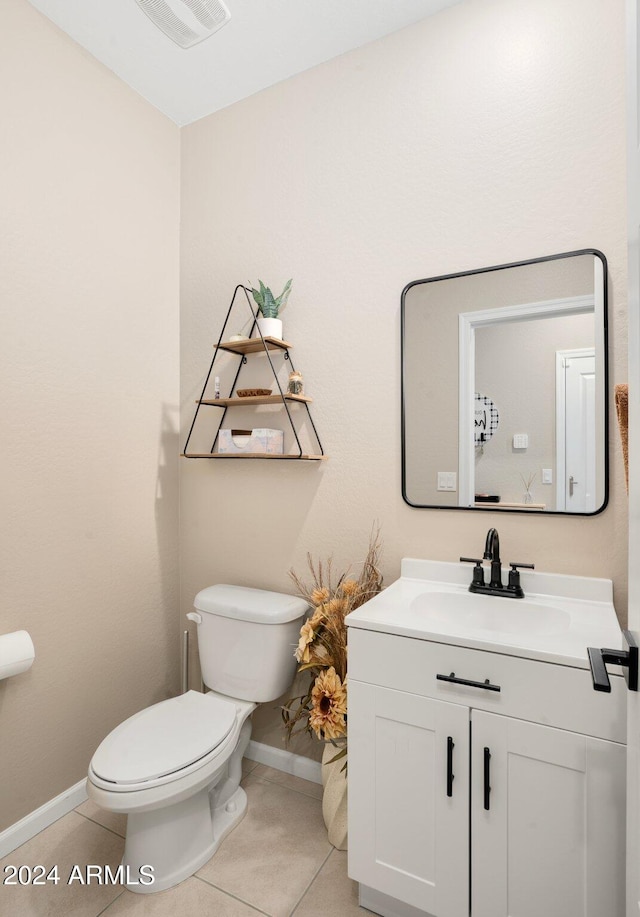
[86,585,308,893]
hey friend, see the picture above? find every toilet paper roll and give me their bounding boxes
[0,631,35,681]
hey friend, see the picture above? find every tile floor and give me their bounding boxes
[0,760,375,917]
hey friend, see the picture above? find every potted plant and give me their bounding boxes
[283,527,383,849]
[250,279,292,340]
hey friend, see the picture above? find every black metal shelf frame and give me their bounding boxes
[183,284,325,459]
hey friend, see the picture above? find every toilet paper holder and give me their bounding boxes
[0,631,35,681]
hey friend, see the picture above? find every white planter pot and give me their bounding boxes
[255,317,283,340]
[321,744,348,850]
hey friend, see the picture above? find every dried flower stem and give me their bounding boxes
[282,525,383,747]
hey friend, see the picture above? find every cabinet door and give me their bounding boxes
[471,710,626,917]
[348,679,470,917]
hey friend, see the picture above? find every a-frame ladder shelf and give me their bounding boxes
[182,284,326,461]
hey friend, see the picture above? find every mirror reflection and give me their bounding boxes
[401,250,607,514]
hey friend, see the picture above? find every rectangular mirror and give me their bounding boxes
[401,250,608,514]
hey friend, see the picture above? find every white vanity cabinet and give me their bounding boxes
[470,711,625,917]
[348,680,470,917]
[347,628,627,917]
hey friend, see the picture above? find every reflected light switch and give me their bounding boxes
[437,471,457,491]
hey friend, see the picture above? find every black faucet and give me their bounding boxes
[484,527,502,588]
[460,528,534,599]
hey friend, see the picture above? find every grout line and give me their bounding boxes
[193,875,272,915]
[288,847,333,916]
[94,888,127,916]
[242,758,259,776]
[243,768,323,802]
[74,810,127,842]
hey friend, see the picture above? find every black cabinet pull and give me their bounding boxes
[484,747,491,810]
[437,672,501,693]
[446,736,454,797]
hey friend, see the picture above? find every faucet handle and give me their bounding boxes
[460,557,485,587]
[507,562,534,597]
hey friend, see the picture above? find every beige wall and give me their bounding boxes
[0,0,181,830]
[180,0,628,758]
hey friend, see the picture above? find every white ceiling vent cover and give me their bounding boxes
[135,0,231,49]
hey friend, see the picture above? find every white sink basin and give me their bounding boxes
[345,558,622,668]
[410,591,572,637]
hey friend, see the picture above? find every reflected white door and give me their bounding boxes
[556,350,596,512]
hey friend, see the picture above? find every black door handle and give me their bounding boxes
[483,747,491,810]
[587,629,638,693]
[446,736,454,797]
[437,672,501,692]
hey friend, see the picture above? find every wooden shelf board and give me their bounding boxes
[199,394,312,407]
[217,337,292,355]
[182,452,327,461]
[474,501,546,510]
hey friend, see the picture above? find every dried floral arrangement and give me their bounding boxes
[282,528,383,764]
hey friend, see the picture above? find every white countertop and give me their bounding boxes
[346,559,623,670]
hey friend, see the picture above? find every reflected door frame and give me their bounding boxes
[458,295,596,508]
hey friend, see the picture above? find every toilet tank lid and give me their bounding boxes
[194,584,309,624]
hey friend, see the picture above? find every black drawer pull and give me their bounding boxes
[446,736,454,797]
[484,747,491,810]
[436,672,501,692]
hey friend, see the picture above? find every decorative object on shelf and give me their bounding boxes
[474,393,499,446]
[520,471,536,504]
[475,494,500,503]
[229,333,249,342]
[219,428,284,455]
[182,284,325,460]
[283,527,383,848]
[250,279,292,341]
[287,369,304,396]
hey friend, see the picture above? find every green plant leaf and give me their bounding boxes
[262,288,277,318]
[250,284,264,308]
[275,278,292,311]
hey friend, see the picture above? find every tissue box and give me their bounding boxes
[218,428,284,455]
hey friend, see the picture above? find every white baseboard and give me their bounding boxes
[245,740,322,785]
[0,778,88,859]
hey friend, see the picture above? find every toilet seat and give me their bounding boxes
[90,691,237,786]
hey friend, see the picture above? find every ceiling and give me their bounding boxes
[27,0,461,126]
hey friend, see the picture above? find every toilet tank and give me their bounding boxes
[192,585,309,703]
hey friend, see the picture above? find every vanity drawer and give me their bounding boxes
[348,628,626,743]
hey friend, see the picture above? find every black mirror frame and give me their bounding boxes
[400,248,609,515]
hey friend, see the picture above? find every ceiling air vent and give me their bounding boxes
[135,0,231,49]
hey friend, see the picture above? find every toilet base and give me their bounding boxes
[123,784,248,894]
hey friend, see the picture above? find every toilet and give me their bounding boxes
[86,584,308,894]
